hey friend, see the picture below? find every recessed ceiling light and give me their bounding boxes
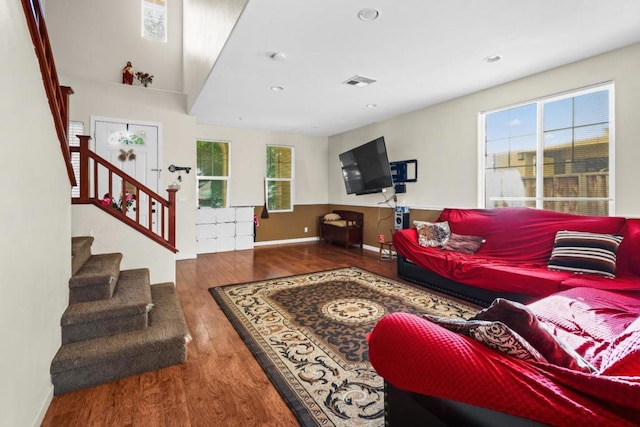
[357,8,380,21]
[484,55,502,63]
[269,52,287,62]
[271,86,284,91]
[366,104,377,108]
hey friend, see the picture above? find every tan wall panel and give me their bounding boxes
[328,204,442,247]
[255,204,330,242]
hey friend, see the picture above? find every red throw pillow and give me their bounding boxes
[472,298,597,373]
[441,233,485,254]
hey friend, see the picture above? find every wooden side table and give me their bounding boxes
[379,242,395,262]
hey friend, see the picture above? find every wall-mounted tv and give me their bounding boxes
[339,136,394,195]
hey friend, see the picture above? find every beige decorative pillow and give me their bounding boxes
[414,220,450,247]
[323,213,341,222]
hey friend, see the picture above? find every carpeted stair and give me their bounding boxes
[51,236,191,395]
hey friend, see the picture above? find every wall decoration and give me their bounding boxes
[122,61,134,85]
[118,149,136,162]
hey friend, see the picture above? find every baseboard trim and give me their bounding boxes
[254,239,382,254]
[176,252,197,261]
[362,243,381,253]
[32,384,53,427]
[254,237,320,247]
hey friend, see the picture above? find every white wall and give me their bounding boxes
[46,0,328,261]
[0,2,72,425]
[184,0,248,108]
[59,77,330,259]
[60,76,199,259]
[46,0,184,93]
[196,125,329,206]
[329,43,640,216]
[72,206,176,283]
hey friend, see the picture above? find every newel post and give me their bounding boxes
[167,188,178,247]
[77,135,91,202]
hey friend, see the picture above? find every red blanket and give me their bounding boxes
[369,287,640,425]
[393,207,640,297]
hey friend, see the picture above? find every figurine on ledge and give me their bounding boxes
[122,61,134,85]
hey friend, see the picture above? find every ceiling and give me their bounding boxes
[190,0,640,137]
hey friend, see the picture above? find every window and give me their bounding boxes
[142,0,167,41]
[480,84,613,216]
[68,121,84,198]
[197,140,230,208]
[266,145,294,212]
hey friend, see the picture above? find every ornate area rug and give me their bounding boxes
[209,267,479,426]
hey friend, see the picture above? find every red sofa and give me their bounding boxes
[393,207,640,304]
[369,287,640,426]
[370,207,640,425]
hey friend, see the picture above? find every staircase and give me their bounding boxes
[50,236,191,395]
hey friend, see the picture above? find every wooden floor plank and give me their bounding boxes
[41,242,398,426]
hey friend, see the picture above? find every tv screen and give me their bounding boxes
[339,137,394,195]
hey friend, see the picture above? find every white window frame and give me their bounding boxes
[478,82,615,215]
[266,145,294,213]
[141,0,167,42]
[196,139,231,209]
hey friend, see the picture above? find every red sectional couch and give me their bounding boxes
[369,287,640,426]
[369,207,640,426]
[393,207,640,303]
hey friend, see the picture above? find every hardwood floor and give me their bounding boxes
[41,243,397,426]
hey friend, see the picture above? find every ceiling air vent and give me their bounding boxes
[343,75,377,87]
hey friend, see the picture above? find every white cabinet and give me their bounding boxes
[235,207,254,222]
[217,222,236,238]
[235,221,254,237]
[196,206,255,254]
[216,208,236,223]
[197,208,216,224]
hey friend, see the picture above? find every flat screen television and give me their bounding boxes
[339,136,394,195]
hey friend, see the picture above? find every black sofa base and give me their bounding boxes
[385,381,545,427]
[396,254,536,306]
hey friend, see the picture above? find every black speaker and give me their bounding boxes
[394,212,410,231]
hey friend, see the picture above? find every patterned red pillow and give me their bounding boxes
[473,298,596,373]
[441,233,484,254]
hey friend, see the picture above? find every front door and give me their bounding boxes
[92,117,161,230]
